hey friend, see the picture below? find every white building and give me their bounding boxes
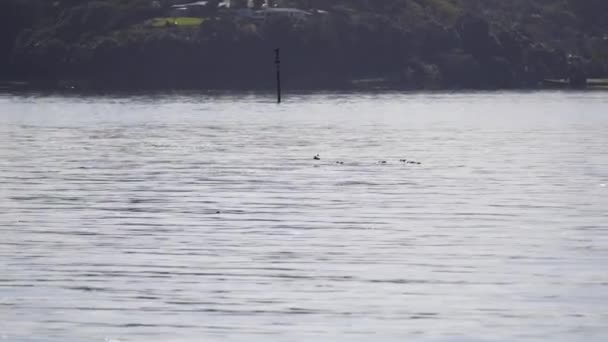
[223,0,308,9]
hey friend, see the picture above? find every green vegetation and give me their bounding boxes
[149,17,206,28]
[0,0,606,90]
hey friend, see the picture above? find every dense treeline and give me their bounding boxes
[1,0,607,89]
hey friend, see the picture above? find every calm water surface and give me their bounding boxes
[1,91,607,342]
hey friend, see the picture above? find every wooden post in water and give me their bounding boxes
[275,48,281,103]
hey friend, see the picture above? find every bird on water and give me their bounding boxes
[313,154,320,160]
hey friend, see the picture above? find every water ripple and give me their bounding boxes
[1,92,608,341]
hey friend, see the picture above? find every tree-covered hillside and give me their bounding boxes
[1,0,606,89]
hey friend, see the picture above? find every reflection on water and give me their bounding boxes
[1,92,607,341]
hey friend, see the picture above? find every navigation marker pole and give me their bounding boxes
[275,48,282,104]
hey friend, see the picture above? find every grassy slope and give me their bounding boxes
[149,17,206,27]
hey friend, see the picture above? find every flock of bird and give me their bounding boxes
[313,154,422,165]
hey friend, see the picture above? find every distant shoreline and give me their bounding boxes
[2,1,606,97]
[2,80,606,96]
